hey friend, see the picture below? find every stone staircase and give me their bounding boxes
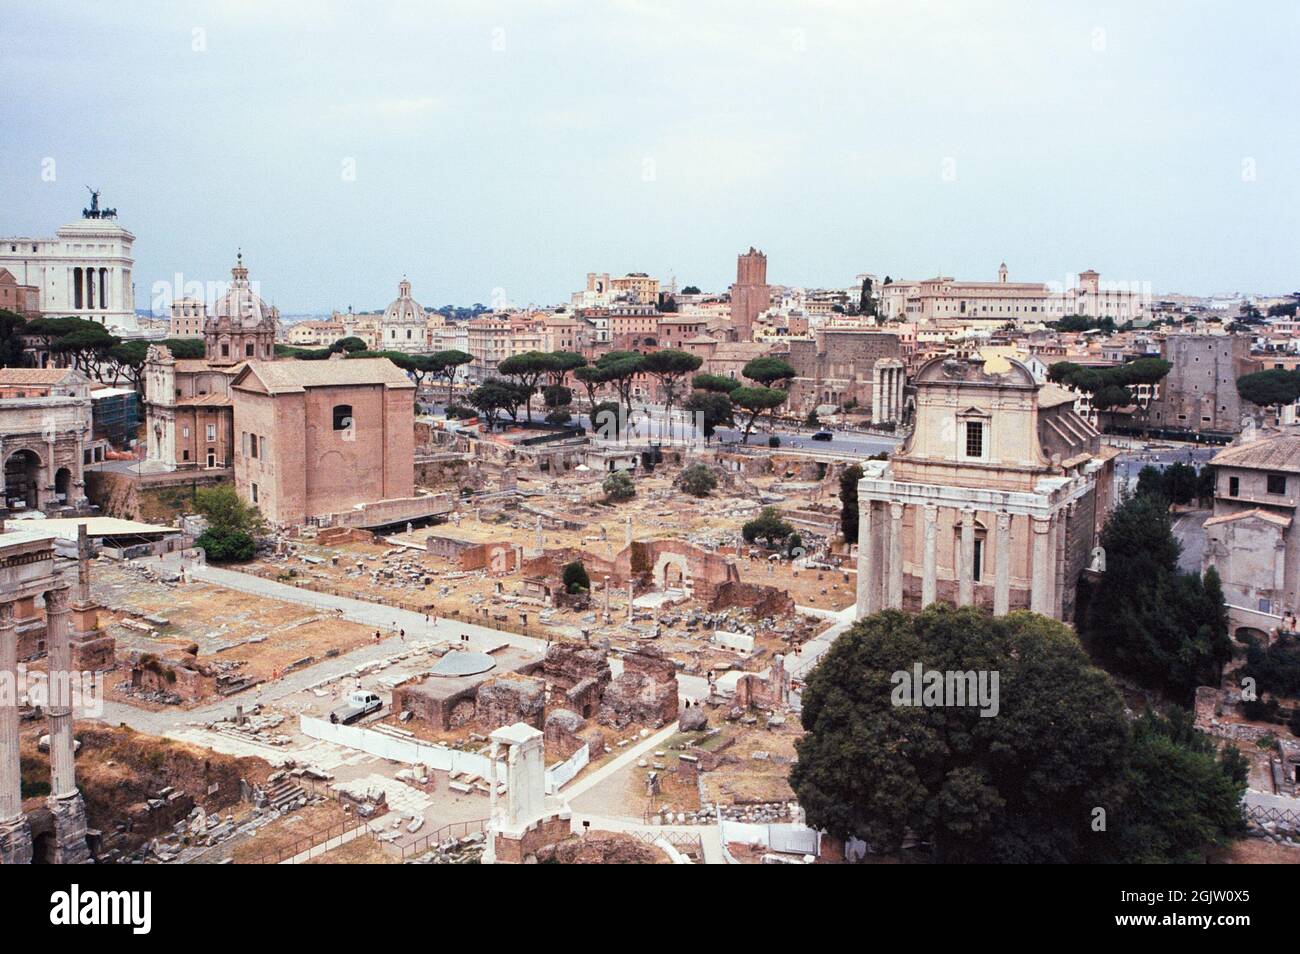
[261,772,307,811]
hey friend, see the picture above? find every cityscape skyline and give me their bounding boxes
[2,1,1298,311]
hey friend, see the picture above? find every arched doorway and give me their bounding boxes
[54,467,72,502]
[3,449,42,510]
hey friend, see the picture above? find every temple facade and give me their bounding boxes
[855,355,1117,623]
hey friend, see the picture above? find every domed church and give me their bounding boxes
[380,277,429,353]
[205,251,279,365]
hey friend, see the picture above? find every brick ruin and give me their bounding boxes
[596,645,679,729]
[519,537,792,614]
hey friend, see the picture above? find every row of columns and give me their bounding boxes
[72,266,111,311]
[0,581,88,864]
[856,499,1062,619]
[871,360,905,424]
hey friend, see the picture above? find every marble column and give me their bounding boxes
[958,508,976,606]
[887,502,904,610]
[45,587,76,799]
[0,601,32,864]
[45,585,90,863]
[855,500,872,618]
[993,512,1011,616]
[1030,516,1052,616]
[1053,505,1071,619]
[859,501,884,617]
[921,504,938,608]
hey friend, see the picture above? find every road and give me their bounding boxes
[1114,442,1220,487]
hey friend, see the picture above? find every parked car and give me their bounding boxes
[329,690,382,724]
[811,430,834,441]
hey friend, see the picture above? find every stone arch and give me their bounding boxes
[4,448,43,510]
[54,467,72,502]
[652,551,691,592]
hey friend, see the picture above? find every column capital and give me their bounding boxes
[1031,514,1052,533]
[45,585,71,613]
[995,510,1011,529]
[889,501,905,519]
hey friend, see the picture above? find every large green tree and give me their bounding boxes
[431,349,474,404]
[1077,493,1231,702]
[594,351,646,419]
[0,309,27,367]
[684,390,734,442]
[498,351,555,422]
[741,356,797,389]
[1113,708,1246,863]
[642,349,703,422]
[731,386,787,443]
[1237,368,1300,409]
[791,606,1130,862]
[469,377,529,430]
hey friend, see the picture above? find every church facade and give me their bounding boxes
[143,254,278,471]
[855,355,1116,623]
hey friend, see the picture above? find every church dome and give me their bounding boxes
[211,252,275,327]
[383,278,425,324]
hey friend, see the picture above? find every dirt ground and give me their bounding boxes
[231,470,834,681]
[92,560,374,704]
[700,718,802,806]
[304,835,399,864]
[228,801,354,863]
[1212,837,1300,864]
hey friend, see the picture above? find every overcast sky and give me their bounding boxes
[1,1,1297,312]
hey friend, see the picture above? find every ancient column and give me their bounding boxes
[625,514,632,548]
[887,502,904,610]
[46,587,76,798]
[1030,515,1052,616]
[0,601,32,864]
[535,516,543,550]
[958,508,976,606]
[993,511,1011,616]
[855,500,871,618]
[921,504,938,608]
[627,582,634,622]
[44,585,90,863]
[1053,504,1071,619]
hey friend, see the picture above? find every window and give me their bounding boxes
[1268,473,1287,495]
[246,343,254,357]
[251,482,258,503]
[972,539,983,582]
[250,434,258,459]
[333,404,353,431]
[206,424,216,442]
[221,343,229,357]
[1229,476,1239,497]
[964,421,985,458]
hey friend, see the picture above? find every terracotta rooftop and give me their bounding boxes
[0,367,80,385]
[1203,508,1293,529]
[1211,435,1300,473]
[234,357,414,393]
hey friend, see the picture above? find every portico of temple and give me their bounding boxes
[855,355,1117,623]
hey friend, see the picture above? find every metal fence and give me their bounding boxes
[247,811,374,865]
[1244,804,1300,828]
[389,817,489,861]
